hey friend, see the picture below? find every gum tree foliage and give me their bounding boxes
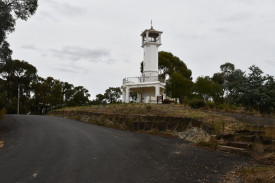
[67,86,90,107]
[30,77,91,114]
[194,76,223,103]
[90,94,108,105]
[103,87,122,103]
[0,59,91,114]
[96,94,105,103]
[142,51,194,103]
[0,1,15,44]
[212,62,246,104]
[0,41,12,66]
[0,59,37,113]
[90,94,105,105]
[212,62,274,114]
[158,51,192,80]
[62,82,75,104]
[30,77,63,114]
[158,52,193,102]
[165,72,193,103]
[0,0,38,44]
[1,0,38,111]
[241,65,275,114]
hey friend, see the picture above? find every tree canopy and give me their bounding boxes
[208,63,275,114]
[157,51,193,102]
[0,59,92,114]
[165,72,193,103]
[0,0,38,44]
[103,87,122,103]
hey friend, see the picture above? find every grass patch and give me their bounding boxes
[56,103,245,135]
[240,166,275,183]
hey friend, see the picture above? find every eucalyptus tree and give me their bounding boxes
[0,0,38,44]
[103,87,122,103]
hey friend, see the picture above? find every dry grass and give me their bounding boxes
[222,153,275,183]
[264,127,275,139]
[239,153,275,183]
[240,166,275,183]
[57,103,246,135]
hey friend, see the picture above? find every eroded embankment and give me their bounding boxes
[49,110,213,136]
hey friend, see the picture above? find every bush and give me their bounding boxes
[205,101,215,109]
[145,105,152,111]
[216,104,225,110]
[162,99,172,104]
[189,98,205,109]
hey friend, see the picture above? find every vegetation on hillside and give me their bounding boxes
[139,52,274,115]
[158,52,275,115]
[58,103,247,135]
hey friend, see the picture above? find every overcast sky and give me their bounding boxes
[7,0,275,99]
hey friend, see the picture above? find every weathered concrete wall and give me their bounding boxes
[49,110,213,134]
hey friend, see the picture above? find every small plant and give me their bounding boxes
[221,120,226,135]
[198,139,217,149]
[205,101,215,109]
[146,105,152,111]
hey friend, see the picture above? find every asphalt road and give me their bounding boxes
[0,115,250,183]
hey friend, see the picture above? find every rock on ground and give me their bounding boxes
[178,127,211,143]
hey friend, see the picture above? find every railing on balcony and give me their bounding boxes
[123,76,165,84]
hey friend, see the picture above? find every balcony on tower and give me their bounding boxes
[141,28,162,47]
[123,75,165,85]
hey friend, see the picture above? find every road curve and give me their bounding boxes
[0,115,250,183]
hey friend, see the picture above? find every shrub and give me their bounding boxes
[162,99,172,104]
[205,101,215,109]
[189,98,205,109]
[146,105,152,111]
[216,104,225,110]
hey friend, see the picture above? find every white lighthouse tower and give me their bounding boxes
[122,24,165,103]
[141,24,162,79]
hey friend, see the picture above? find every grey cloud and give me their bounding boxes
[186,34,206,40]
[45,0,86,18]
[36,11,59,22]
[49,46,111,63]
[238,0,259,5]
[53,64,89,74]
[21,45,37,50]
[54,68,78,74]
[219,12,254,23]
[176,33,206,40]
[214,27,232,33]
[213,26,242,35]
[264,59,275,66]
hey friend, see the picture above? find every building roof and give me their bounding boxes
[140,28,163,37]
